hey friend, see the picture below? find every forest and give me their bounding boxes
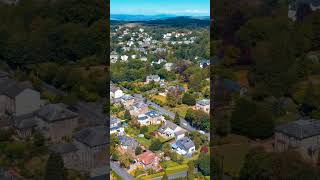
[0,0,108,102]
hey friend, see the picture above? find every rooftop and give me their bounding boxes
[275,119,320,139]
[37,103,78,122]
[74,126,109,147]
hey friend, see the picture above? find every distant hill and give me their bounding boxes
[110,14,178,21]
[111,16,210,28]
[144,16,210,28]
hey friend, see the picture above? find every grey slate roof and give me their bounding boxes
[110,117,120,126]
[49,143,78,154]
[197,99,210,106]
[0,79,33,98]
[37,103,78,122]
[175,137,195,151]
[118,135,138,148]
[174,130,186,136]
[13,112,38,129]
[145,110,160,118]
[159,121,178,133]
[275,119,320,139]
[74,126,108,147]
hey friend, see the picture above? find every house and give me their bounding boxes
[110,117,124,134]
[0,79,41,116]
[288,0,320,21]
[194,99,210,114]
[13,112,38,138]
[49,143,79,170]
[146,75,161,84]
[164,63,174,71]
[121,94,135,107]
[152,59,166,65]
[110,51,118,63]
[73,126,108,171]
[145,110,165,125]
[36,103,78,142]
[166,85,186,96]
[137,114,150,126]
[200,59,210,68]
[275,119,320,163]
[158,121,185,139]
[174,129,186,140]
[137,150,160,170]
[120,55,129,61]
[129,102,148,117]
[171,137,195,156]
[118,135,139,152]
[110,86,124,99]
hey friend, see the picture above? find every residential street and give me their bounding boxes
[146,100,210,139]
[110,161,135,180]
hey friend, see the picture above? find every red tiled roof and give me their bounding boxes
[138,151,157,165]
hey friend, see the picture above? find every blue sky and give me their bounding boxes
[111,0,210,16]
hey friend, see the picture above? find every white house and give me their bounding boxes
[137,114,150,126]
[152,59,167,65]
[110,117,124,134]
[171,137,196,156]
[110,51,118,63]
[146,75,161,84]
[110,86,124,99]
[158,121,186,139]
[164,63,174,71]
[194,99,210,114]
[120,55,129,62]
[0,79,41,116]
[145,110,165,125]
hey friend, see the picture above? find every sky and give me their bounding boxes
[110,0,210,16]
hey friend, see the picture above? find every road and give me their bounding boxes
[146,100,210,139]
[110,161,135,180]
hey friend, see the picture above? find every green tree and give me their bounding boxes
[124,109,131,120]
[45,153,66,180]
[182,93,196,106]
[240,147,320,179]
[140,126,148,134]
[197,152,210,176]
[173,112,180,125]
[135,146,143,156]
[149,139,162,151]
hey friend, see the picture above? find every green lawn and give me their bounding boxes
[136,137,151,148]
[166,164,188,175]
[160,160,180,168]
[137,164,188,180]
